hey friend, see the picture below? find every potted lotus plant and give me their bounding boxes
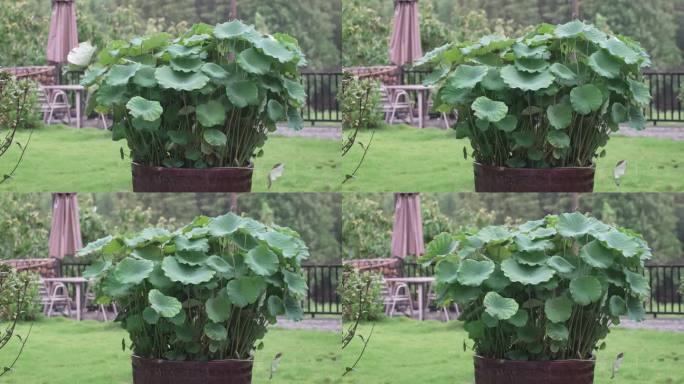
[417,20,652,192]
[422,212,651,384]
[77,212,309,384]
[82,20,307,192]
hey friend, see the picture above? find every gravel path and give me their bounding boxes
[614,125,684,140]
[617,317,684,332]
[273,125,341,140]
[274,317,341,332]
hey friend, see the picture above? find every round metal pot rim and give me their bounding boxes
[131,355,254,364]
[473,162,596,171]
[131,162,254,171]
[474,355,596,363]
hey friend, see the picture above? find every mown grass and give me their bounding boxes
[341,124,684,192]
[0,124,340,192]
[341,317,684,384]
[0,317,340,384]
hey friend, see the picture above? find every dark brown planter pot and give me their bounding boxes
[131,355,253,384]
[473,162,595,193]
[131,162,253,192]
[474,355,595,384]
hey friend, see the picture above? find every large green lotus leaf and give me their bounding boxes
[175,250,209,266]
[162,256,215,285]
[463,320,486,339]
[506,309,529,327]
[96,85,128,107]
[126,96,163,122]
[255,37,295,63]
[282,78,306,106]
[528,227,557,240]
[588,50,622,79]
[262,231,301,258]
[570,84,603,115]
[101,274,134,298]
[426,235,460,259]
[142,307,160,324]
[595,230,639,257]
[471,96,508,123]
[196,100,226,127]
[515,251,548,266]
[175,236,209,253]
[133,66,158,88]
[609,295,627,317]
[124,227,172,248]
[481,68,506,91]
[82,260,112,279]
[245,244,280,276]
[447,284,481,303]
[602,38,639,64]
[628,105,647,131]
[556,212,597,237]
[287,107,304,131]
[208,212,242,237]
[204,322,228,341]
[547,255,575,274]
[579,240,614,269]
[165,44,202,58]
[545,296,573,323]
[438,85,471,105]
[501,259,555,285]
[515,57,549,73]
[105,63,141,86]
[422,66,449,86]
[549,63,577,83]
[484,267,511,290]
[611,103,629,124]
[225,79,259,108]
[476,226,512,244]
[148,264,174,289]
[283,269,308,297]
[456,259,495,287]
[624,270,649,297]
[547,102,573,130]
[205,291,232,323]
[447,65,488,89]
[284,293,304,321]
[170,56,203,73]
[519,219,545,232]
[149,289,182,318]
[626,296,645,321]
[226,276,266,307]
[512,43,549,59]
[267,295,285,317]
[155,66,209,91]
[203,128,227,147]
[267,99,285,122]
[214,20,258,41]
[546,322,569,341]
[483,292,519,320]
[547,130,570,149]
[555,20,586,38]
[512,131,535,149]
[494,115,518,132]
[237,47,272,75]
[201,63,229,80]
[436,259,459,283]
[515,234,554,253]
[500,65,554,91]
[628,79,651,106]
[132,117,161,132]
[569,276,603,305]
[205,255,234,275]
[114,257,154,285]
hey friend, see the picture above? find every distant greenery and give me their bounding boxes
[339,268,384,321]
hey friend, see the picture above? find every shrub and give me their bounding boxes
[0,73,38,131]
[77,212,309,361]
[83,20,307,169]
[340,74,382,130]
[418,20,652,168]
[423,212,651,361]
[339,265,384,322]
[0,269,41,321]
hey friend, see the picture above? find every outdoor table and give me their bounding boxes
[42,85,86,129]
[384,84,433,129]
[43,277,90,321]
[385,276,435,321]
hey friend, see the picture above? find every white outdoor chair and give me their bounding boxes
[85,282,118,321]
[44,281,73,317]
[382,279,414,317]
[379,85,414,125]
[426,92,453,130]
[427,282,460,321]
[37,87,71,125]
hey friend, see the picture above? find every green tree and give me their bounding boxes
[342,0,389,67]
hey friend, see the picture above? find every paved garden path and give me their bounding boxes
[275,317,342,332]
[273,125,341,140]
[617,317,684,332]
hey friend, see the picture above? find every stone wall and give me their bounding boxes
[0,66,57,86]
[343,66,401,85]
[343,257,403,277]
[0,258,59,278]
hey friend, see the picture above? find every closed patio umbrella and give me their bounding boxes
[46,0,79,64]
[389,0,423,67]
[48,193,83,259]
[391,193,425,259]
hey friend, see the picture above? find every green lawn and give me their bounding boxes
[341,317,684,384]
[0,317,340,384]
[0,124,339,192]
[341,125,684,192]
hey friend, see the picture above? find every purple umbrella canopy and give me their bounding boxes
[48,193,83,259]
[46,0,79,64]
[389,0,423,67]
[391,193,425,259]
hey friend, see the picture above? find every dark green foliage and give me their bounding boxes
[0,270,41,322]
[340,75,382,130]
[339,267,384,321]
[424,212,651,361]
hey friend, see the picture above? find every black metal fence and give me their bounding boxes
[58,261,341,316]
[301,72,340,124]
